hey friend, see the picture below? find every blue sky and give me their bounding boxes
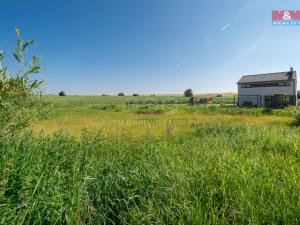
[1,0,300,95]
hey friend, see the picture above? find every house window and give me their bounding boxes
[241,84,250,88]
[241,81,292,88]
[278,82,290,86]
[265,96,272,107]
[265,95,293,108]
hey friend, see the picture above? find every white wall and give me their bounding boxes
[237,80,296,106]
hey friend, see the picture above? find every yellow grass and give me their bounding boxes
[33,112,291,138]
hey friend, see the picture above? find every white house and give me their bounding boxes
[237,68,297,107]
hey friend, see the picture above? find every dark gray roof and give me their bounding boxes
[237,71,297,84]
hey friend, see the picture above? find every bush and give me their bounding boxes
[132,93,139,96]
[293,113,300,126]
[58,91,66,96]
[118,92,125,96]
[297,90,300,99]
[184,89,193,97]
[216,94,223,97]
[0,28,47,139]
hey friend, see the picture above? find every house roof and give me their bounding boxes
[237,71,297,84]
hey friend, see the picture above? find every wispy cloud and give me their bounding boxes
[221,23,231,31]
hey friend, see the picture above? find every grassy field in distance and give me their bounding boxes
[33,95,293,137]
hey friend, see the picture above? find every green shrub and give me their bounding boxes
[293,113,300,126]
[118,92,125,96]
[0,28,47,139]
[184,89,193,97]
[58,91,66,96]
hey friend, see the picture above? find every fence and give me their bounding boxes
[189,96,235,106]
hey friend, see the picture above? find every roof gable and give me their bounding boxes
[237,71,297,84]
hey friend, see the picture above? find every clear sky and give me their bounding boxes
[1,0,300,95]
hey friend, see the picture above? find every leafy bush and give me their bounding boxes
[293,113,300,126]
[118,92,125,96]
[184,89,193,97]
[0,28,47,139]
[58,91,66,96]
[132,93,139,96]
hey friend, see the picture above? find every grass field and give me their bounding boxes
[34,95,294,137]
[2,95,300,224]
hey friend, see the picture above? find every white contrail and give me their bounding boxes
[221,23,231,31]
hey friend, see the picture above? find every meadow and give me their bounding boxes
[34,95,293,137]
[2,95,300,224]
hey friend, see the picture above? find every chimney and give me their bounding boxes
[288,67,294,79]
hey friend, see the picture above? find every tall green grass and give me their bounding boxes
[1,122,300,224]
[182,105,298,116]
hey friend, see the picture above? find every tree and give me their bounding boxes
[118,92,125,96]
[0,27,47,139]
[132,93,139,96]
[184,89,193,97]
[297,90,300,99]
[58,91,66,96]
